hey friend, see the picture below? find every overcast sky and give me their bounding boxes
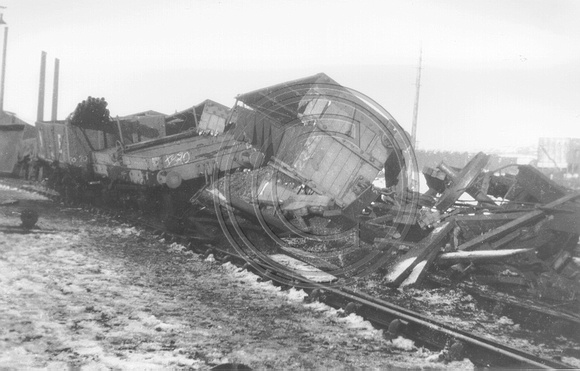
[2,0,579,152]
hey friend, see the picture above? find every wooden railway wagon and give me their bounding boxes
[91,100,264,190]
[33,113,165,201]
[193,73,417,277]
[36,112,164,171]
[36,120,117,173]
[222,73,414,228]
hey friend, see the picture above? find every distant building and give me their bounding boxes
[0,111,36,174]
[537,137,580,173]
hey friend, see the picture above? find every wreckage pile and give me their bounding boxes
[211,148,579,307]
[377,152,580,309]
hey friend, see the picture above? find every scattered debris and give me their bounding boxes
[383,221,454,287]
[374,153,579,319]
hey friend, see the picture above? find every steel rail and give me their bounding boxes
[6,180,574,369]
[328,286,569,369]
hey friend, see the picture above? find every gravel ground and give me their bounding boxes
[0,180,474,370]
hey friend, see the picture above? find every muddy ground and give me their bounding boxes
[0,179,475,370]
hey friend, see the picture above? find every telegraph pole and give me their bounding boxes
[411,48,422,148]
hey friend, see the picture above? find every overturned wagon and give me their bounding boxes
[200,73,416,278]
[222,73,414,218]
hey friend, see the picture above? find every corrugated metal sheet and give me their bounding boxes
[236,73,337,125]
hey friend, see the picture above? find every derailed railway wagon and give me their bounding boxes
[201,73,418,277]
[27,98,264,228]
[34,109,163,199]
[92,100,263,190]
[90,100,264,226]
[10,75,417,277]
[216,73,414,227]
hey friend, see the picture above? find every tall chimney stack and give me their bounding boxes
[37,51,47,122]
[51,58,59,122]
[0,27,8,113]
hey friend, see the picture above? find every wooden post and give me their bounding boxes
[411,48,422,148]
[115,116,125,150]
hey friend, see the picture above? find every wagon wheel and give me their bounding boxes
[435,153,489,212]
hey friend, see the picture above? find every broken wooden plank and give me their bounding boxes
[455,212,530,242]
[457,192,580,251]
[474,275,528,286]
[515,165,567,204]
[400,222,459,287]
[435,153,491,211]
[486,229,522,250]
[279,246,340,271]
[383,221,454,287]
[374,237,415,248]
[400,259,431,288]
[454,212,531,222]
[436,248,533,263]
[545,200,580,235]
[551,249,573,272]
[269,253,337,283]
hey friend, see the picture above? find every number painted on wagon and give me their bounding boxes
[164,151,191,168]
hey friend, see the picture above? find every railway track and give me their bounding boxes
[319,287,570,369]
[6,179,577,369]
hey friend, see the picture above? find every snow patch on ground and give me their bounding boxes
[112,227,141,237]
[391,336,416,350]
[285,287,309,302]
[0,183,49,200]
[221,263,387,340]
[166,242,187,254]
[563,357,580,368]
[497,316,515,325]
[218,262,432,354]
[337,313,383,339]
[205,253,216,262]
